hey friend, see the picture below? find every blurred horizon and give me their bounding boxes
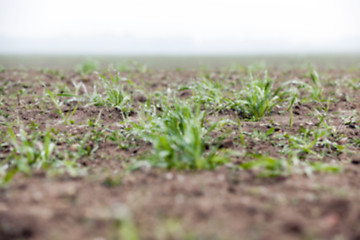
[1,0,360,55]
[1,54,360,70]
[1,35,360,55]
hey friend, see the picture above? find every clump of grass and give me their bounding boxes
[46,89,78,124]
[248,127,275,142]
[240,153,341,178]
[1,127,86,185]
[344,77,360,90]
[187,76,228,111]
[76,59,99,75]
[230,71,281,121]
[43,73,132,114]
[281,114,345,159]
[133,101,227,170]
[240,154,292,178]
[309,66,323,101]
[39,68,61,77]
[283,66,324,103]
[112,60,148,73]
[284,127,322,158]
[87,74,131,112]
[281,83,300,129]
[1,128,56,184]
[101,74,131,110]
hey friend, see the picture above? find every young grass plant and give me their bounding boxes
[100,74,131,111]
[41,70,133,114]
[112,60,149,74]
[2,127,56,184]
[85,74,132,113]
[282,66,324,103]
[240,153,341,178]
[46,89,78,124]
[309,66,323,101]
[76,59,99,75]
[284,85,299,129]
[188,76,227,111]
[230,71,281,121]
[282,114,345,159]
[1,127,86,185]
[134,100,227,170]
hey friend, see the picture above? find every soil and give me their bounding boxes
[1,65,360,240]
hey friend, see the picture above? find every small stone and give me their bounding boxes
[165,173,173,180]
[0,203,8,212]
[351,159,360,165]
[70,144,80,151]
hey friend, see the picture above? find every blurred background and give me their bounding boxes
[0,0,360,68]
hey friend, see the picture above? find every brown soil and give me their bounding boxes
[1,66,360,240]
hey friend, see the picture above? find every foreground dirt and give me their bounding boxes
[1,66,360,240]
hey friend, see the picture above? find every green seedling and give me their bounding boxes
[283,67,324,103]
[134,61,148,73]
[248,127,275,142]
[87,110,102,128]
[350,137,360,147]
[76,59,99,75]
[8,127,56,169]
[310,162,342,173]
[46,89,78,124]
[39,68,61,76]
[345,78,360,90]
[101,74,130,110]
[189,76,227,111]
[240,153,341,178]
[287,95,297,129]
[103,174,123,187]
[241,154,290,178]
[309,66,323,101]
[53,80,87,106]
[113,62,132,73]
[230,71,281,120]
[107,128,135,150]
[284,129,323,159]
[112,60,149,74]
[134,101,227,170]
[1,127,56,184]
[86,74,131,112]
[282,113,345,159]
[283,83,300,129]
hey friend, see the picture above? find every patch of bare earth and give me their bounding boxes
[1,67,360,240]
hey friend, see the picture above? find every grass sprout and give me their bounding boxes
[46,89,78,124]
[282,119,345,159]
[188,77,227,111]
[283,66,324,103]
[133,101,227,170]
[86,74,132,112]
[76,59,99,75]
[240,153,341,178]
[101,74,131,110]
[309,66,323,101]
[1,128,56,184]
[230,71,281,120]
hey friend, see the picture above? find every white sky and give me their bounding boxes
[0,0,360,54]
